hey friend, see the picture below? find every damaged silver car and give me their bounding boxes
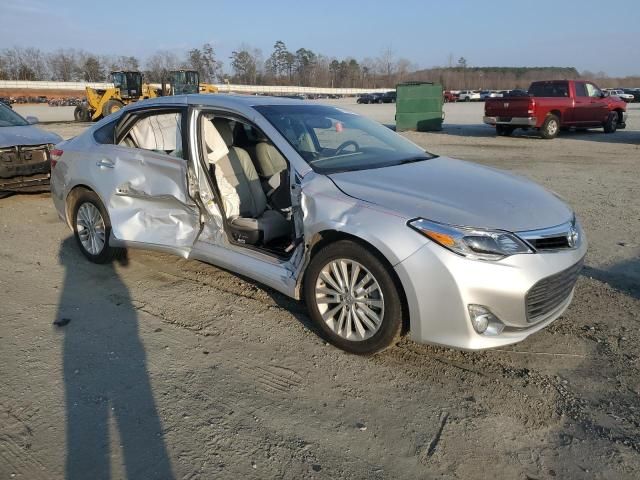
[51,95,587,354]
[0,103,62,198]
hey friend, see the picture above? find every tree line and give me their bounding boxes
[1,43,637,90]
[0,42,414,88]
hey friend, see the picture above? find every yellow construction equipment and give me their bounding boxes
[74,71,157,122]
[75,70,218,122]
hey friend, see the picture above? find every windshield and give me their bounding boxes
[254,104,434,173]
[0,103,28,127]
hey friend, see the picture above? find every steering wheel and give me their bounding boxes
[334,140,360,156]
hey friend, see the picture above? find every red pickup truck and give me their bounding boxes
[484,80,627,139]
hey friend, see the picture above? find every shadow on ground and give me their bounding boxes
[57,237,174,480]
[583,256,640,300]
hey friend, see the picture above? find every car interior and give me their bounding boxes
[118,112,185,158]
[200,114,295,256]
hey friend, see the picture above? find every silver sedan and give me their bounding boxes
[50,95,587,354]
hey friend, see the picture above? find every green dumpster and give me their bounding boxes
[395,82,444,132]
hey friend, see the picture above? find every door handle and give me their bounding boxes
[96,159,115,169]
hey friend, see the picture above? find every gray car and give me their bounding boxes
[0,103,62,197]
[50,95,587,354]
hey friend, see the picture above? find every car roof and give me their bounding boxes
[119,93,323,117]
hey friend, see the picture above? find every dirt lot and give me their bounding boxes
[1,100,639,479]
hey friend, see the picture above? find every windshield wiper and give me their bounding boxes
[398,155,433,165]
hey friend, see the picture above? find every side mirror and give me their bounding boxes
[25,116,39,124]
[600,92,607,98]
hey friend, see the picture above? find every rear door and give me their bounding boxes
[93,107,201,251]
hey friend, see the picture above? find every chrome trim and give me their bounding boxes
[525,257,584,323]
[483,116,537,126]
[516,218,580,252]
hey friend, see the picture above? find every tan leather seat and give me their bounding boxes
[254,139,288,179]
[203,118,290,244]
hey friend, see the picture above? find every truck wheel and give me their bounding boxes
[74,105,90,122]
[102,100,124,118]
[465,97,471,102]
[540,114,560,139]
[496,125,515,136]
[603,112,618,133]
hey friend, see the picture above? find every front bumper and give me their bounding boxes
[484,116,537,127]
[395,238,587,350]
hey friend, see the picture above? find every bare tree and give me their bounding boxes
[48,49,80,81]
[145,50,181,82]
[378,46,396,81]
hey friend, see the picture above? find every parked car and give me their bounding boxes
[381,91,396,103]
[357,94,375,104]
[51,94,587,354]
[503,89,529,97]
[0,103,62,198]
[358,93,385,104]
[604,89,634,103]
[484,80,627,139]
[458,90,481,101]
[443,91,457,103]
[622,88,640,102]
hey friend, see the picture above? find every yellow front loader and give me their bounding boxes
[74,70,218,122]
[74,71,158,122]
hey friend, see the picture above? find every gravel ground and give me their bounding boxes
[1,100,639,479]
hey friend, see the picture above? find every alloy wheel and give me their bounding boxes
[76,202,106,255]
[314,259,385,341]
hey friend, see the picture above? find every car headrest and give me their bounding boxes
[202,118,229,164]
[212,118,233,147]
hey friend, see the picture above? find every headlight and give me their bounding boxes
[408,218,532,261]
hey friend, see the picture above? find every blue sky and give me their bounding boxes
[1,0,639,76]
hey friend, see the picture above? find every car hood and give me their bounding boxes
[0,125,62,148]
[329,157,573,232]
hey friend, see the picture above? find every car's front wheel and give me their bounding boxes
[304,240,404,354]
[603,111,618,133]
[72,190,122,263]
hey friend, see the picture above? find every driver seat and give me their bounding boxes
[203,118,290,245]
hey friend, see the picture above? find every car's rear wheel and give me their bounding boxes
[72,190,122,263]
[304,240,403,355]
[603,111,618,133]
[540,114,560,139]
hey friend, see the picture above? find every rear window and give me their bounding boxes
[528,83,569,97]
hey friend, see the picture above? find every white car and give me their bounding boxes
[605,89,634,102]
[458,90,481,101]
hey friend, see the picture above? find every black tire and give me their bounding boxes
[73,106,82,121]
[304,240,404,355]
[496,125,515,136]
[540,114,560,139]
[465,97,471,102]
[102,99,124,118]
[71,190,123,264]
[603,111,618,133]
